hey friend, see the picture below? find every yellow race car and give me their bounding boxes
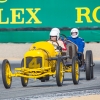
[2,41,80,89]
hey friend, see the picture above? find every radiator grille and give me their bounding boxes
[26,57,42,68]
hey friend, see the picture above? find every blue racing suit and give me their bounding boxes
[67,36,85,53]
[67,36,85,61]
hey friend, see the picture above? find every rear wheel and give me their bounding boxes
[21,58,29,87]
[85,50,94,80]
[56,58,64,86]
[40,76,50,82]
[90,51,94,79]
[41,77,46,82]
[72,56,80,84]
[2,59,12,89]
[45,75,50,81]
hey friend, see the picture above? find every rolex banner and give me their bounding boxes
[0,0,100,42]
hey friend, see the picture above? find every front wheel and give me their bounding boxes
[72,56,80,85]
[2,59,12,89]
[56,58,64,86]
[21,58,28,87]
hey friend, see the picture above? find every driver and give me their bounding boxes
[48,28,67,51]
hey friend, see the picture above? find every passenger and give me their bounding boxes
[48,28,67,51]
[67,28,85,59]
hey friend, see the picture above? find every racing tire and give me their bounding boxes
[41,76,50,82]
[90,51,94,79]
[72,56,80,85]
[56,58,64,86]
[2,59,12,89]
[85,50,94,80]
[21,58,29,87]
[41,77,46,82]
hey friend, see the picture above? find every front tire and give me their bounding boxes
[72,56,80,85]
[2,59,12,89]
[56,58,64,86]
[21,58,28,87]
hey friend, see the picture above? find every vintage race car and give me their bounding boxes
[2,41,80,89]
[60,34,95,80]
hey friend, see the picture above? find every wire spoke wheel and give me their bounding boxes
[21,58,29,87]
[2,59,12,89]
[72,56,80,85]
[56,58,64,86]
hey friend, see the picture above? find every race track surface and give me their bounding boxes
[0,61,100,100]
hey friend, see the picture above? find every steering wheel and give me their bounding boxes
[60,34,76,45]
[60,34,67,43]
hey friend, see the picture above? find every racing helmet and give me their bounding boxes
[70,28,79,38]
[50,28,60,40]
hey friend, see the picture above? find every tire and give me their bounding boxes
[45,75,50,81]
[56,58,64,86]
[2,59,12,89]
[90,51,94,79]
[41,77,46,82]
[85,50,93,80]
[72,56,80,85]
[91,65,93,79]
[41,76,50,82]
[21,58,28,87]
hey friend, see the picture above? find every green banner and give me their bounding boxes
[0,0,100,42]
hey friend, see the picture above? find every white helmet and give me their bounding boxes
[70,28,79,38]
[50,28,60,40]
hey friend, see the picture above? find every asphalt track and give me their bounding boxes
[0,61,100,100]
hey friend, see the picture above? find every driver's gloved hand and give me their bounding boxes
[57,46,62,51]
